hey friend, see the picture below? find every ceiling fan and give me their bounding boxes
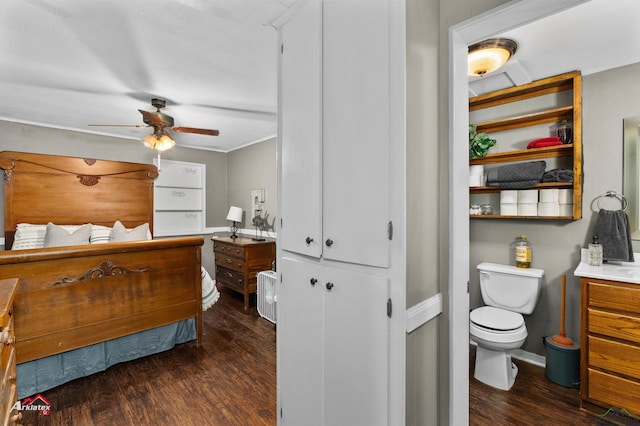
[89,98,219,151]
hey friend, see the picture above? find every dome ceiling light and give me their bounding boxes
[468,38,518,77]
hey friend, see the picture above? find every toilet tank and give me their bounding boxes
[477,262,544,314]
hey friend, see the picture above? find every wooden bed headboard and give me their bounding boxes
[0,151,158,249]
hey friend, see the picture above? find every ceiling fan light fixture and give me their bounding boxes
[142,133,175,151]
[468,38,517,77]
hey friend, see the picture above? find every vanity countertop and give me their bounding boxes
[574,248,640,284]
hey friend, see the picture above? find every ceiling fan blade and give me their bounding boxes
[88,124,148,128]
[139,109,172,127]
[173,126,219,136]
[172,126,220,136]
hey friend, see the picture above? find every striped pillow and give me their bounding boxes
[90,225,112,244]
[11,223,47,250]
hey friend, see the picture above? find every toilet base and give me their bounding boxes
[474,346,518,390]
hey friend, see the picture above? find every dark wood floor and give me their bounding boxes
[20,288,277,426]
[469,347,599,425]
[19,288,605,425]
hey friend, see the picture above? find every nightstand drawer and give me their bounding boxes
[215,254,245,272]
[216,266,245,292]
[0,316,13,373]
[0,347,15,408]
[214,242,245,259]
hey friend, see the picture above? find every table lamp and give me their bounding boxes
[226,206,243,239]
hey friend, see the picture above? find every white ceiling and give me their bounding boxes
[469,0,640,96]
[0,0,300,152]
[1,0,639,152]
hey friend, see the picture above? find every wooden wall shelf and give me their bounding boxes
[469,71,582,220]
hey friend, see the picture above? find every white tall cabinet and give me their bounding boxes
[277,0,404,424]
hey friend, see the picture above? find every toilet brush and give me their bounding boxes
[552,275,574,346]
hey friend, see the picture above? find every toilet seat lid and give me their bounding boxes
[470,306,524,331]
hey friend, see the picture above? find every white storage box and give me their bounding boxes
[500,203,518,216]
[538,202,560,216]
[558,189,573,204]
[517,190,539,204]
[500,190,518,204]
[559,204,574,216]
[539,189,560,203]
[518,203,538,216]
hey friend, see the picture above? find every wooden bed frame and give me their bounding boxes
[0,151,203,364]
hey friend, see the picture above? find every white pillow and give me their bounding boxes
[12,223,47,250]
[44,223,92,247]
[110,221,151,242]
[90,225,112,244]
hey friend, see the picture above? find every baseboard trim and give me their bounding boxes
[406,293,443,333]
[469,341,546,368]
[511,348,545,368]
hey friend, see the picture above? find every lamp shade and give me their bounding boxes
[142,133,176,151]
[226,206,243,222]
[467,38,517,77]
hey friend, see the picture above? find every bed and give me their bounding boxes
[0,151,212,398]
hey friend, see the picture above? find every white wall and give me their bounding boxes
[405,0,440,424]
[226,137,277,239]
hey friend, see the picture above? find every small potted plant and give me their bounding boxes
[469,124,497,159]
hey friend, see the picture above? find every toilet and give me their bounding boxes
[470,262,544,390]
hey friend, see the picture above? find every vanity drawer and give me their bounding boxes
[588,368,640,415]
[589,308,640,344]
[589,335,640,380]
[588,280,640,314]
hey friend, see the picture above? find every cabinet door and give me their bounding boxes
[322,0,390,267]
[323,266,389,426]
[278,258,389,426]
[278,257,324,426]
[279,0,323,258]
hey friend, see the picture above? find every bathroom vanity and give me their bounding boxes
[574,253,640,418]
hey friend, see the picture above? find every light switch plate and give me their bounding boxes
[251,189,265,216]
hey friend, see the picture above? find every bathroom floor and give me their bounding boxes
[469,347,599,425]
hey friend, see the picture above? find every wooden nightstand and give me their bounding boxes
[0,278,20,426]
[213,237,275,311]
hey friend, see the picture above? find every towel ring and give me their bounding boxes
[596,190,628,211]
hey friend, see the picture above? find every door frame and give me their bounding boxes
[447,1,587,424]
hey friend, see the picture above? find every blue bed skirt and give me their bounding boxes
[17,318,196,399]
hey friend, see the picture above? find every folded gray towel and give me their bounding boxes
[595,209,634,262]
[486,161,546,188]
[487,179,541,189]
[541,168,573,183]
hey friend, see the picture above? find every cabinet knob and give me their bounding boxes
[305,237,314,245]
[326,282,334,290]
[310,278,317,286]
[325,239,334,247]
